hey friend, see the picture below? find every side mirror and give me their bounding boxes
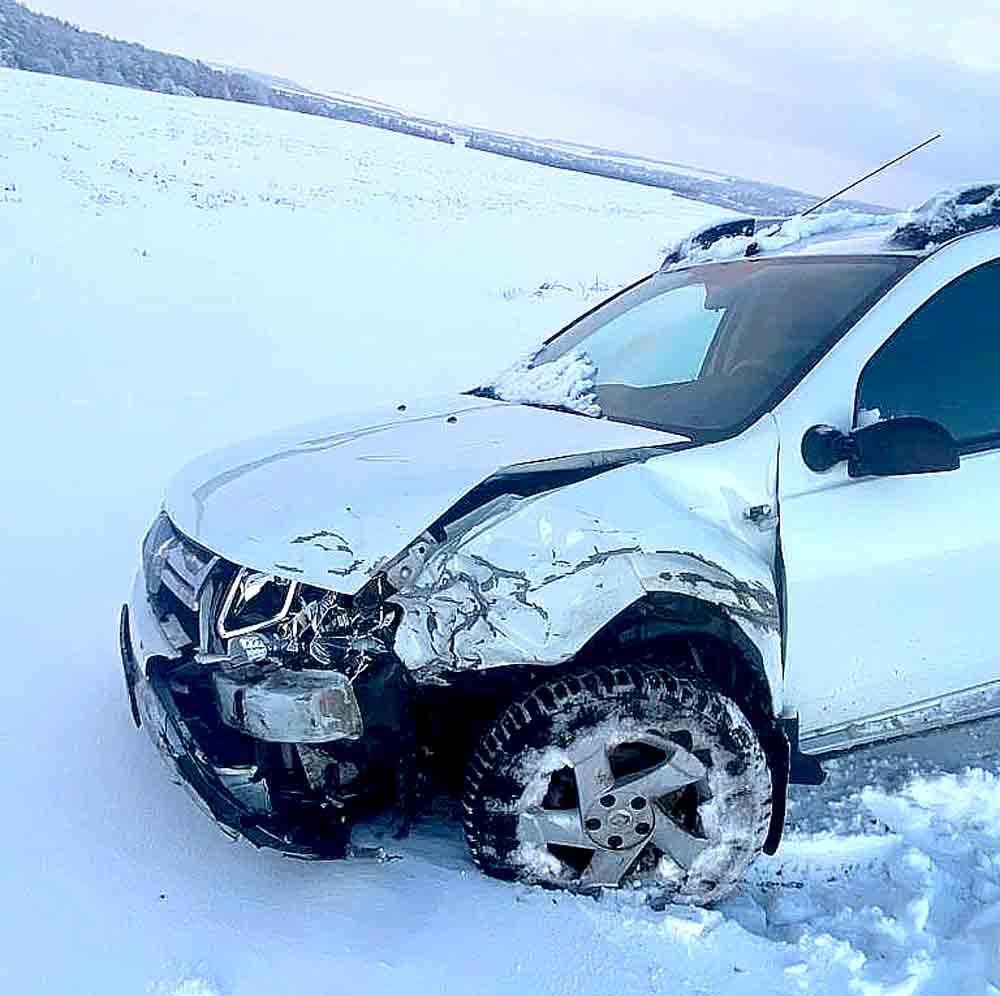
[801,417,960,478]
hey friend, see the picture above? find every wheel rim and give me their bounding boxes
[516,729,718,889]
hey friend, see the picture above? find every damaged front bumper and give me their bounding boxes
[120,557,411,858]
[120,594,356,856]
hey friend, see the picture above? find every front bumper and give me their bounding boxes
[120,586,354,857]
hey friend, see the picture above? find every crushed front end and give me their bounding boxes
[120,513,415,857]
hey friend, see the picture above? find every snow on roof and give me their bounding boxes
[663,209,905,269]
[660,216,768,266]
[663,183,1000,269]
[889,183,1000,250]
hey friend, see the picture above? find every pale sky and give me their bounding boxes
[34,0,1000,206]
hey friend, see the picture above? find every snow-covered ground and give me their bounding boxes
[3,68,1000,995]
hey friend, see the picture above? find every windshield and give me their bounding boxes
[530,255,916,440]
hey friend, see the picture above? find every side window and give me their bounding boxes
[856,259,1000,447]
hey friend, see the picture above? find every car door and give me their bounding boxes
[777,251,1000,752]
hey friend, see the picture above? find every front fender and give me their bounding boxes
[390,433,782,715]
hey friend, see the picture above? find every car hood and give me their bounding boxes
[164,393,686,592]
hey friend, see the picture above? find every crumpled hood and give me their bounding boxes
[165,393,686,592]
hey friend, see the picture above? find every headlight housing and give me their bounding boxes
[141,511,177,597]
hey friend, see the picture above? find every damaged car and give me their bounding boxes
[121,184,1000,904]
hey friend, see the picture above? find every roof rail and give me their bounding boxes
[889,184,1000,250]
[660,215,787,268]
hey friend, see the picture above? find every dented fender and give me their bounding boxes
[390,418,783,714]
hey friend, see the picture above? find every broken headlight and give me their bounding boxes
[218,568,299,639]
[209,572,398,681]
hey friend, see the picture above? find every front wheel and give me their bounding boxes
[462,664,772,905]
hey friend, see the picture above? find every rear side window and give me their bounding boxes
[857,259,1000,448]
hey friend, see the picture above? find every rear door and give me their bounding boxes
[776,247,1000,751]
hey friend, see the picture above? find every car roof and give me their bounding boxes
[661,183,1000,271]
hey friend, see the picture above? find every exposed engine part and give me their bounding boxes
[212,572,417,842]
[297,744,361,795]
[281,576,398,676]
[196,631,296,668]
[212,571,398,677]
[214,664,364,743]
[206,575,404,746]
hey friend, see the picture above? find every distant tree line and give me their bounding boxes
[465,135,884,216]
[0,0,454,144]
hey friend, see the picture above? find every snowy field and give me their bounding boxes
[3,68,1000,995]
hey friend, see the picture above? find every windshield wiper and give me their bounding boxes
[467,386,601,419]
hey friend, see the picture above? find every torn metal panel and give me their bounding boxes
[391,419,783,711]
[215,764,273,814]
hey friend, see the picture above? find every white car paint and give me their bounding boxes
[775,227,1000,750]
[156,219,1000,761]
[164,392,685,592]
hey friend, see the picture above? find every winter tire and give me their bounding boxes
[462,663,772,905]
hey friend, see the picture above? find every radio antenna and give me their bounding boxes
[801,133,942,216]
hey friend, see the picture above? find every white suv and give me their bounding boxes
[121,184,1000,904]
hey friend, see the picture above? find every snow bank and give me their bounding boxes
[737,764,1000,994]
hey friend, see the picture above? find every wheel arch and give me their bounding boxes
[579,592,776,721]
[431,591,791,855]
[572,591,789,854]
